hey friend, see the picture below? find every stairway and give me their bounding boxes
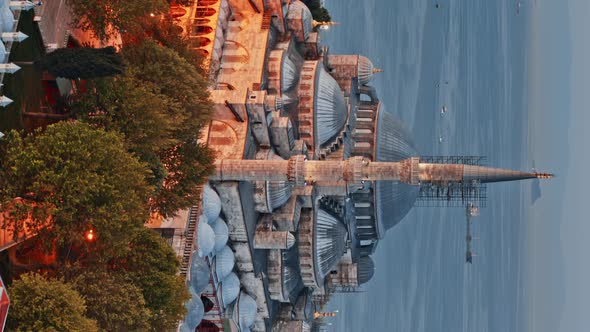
[180,205,200,277]
[261,13,272,30]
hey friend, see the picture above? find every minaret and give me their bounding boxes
[211,156,553,186]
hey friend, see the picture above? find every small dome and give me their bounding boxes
[357,56,376,85]
[190,254,211,294]
[314,209,348,280]
[315,64,348,145]
[357,256,375,285]
[219,273,240,308]
[287,0,313,40]
[198,217,216,257]
[374,110,420,235]
[212,217,229,252]
[282,52,300,92]
[285,232,296,249]
[235,291,257,329]
[1,5,15,32]
[182,296,204,331]
[202,184,222,223]
[213,246,235,281]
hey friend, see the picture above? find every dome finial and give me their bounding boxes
[372,68,383,74]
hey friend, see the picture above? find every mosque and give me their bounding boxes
[150,1,552,331]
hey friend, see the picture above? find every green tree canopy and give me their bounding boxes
[122,39,212,139]
[6,272,98,332]
[67,0,168,41]
[0,122,153,256]
[63,267,151,331]
[35,47,125,79]
[112,227,189,331]
[302,0,332,22]
[71,75,184,189]
[70,73,215,216]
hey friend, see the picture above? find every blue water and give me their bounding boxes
[322,1,530,331]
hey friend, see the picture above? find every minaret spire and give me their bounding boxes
[211,156,552,186]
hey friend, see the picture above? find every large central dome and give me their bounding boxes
[373,109,420,235]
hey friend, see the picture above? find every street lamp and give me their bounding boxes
[85,229,95,242]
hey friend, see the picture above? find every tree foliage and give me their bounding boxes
[139,16,206,72]
[112,228,190,331]
[67,40,217,216]
[0,122,152,255]
[66,0,168,41]
[302,0,332,22]
[122,39,212,139]
[35,47,125,79]
[6,272,98,332]
[155,139,216,217]
[64,267,151,332]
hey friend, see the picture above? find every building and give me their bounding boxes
[159,1,552,331]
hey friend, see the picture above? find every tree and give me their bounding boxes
[139,16,206,72]
[154,139,216,217]
[302,0,332,22]
[6,272,98,332]
[63,267,151,331]
[71,75,184,189]
[0,122,153,257]
[122,39,212,139]
[35,47,125,79]
[112,228,190,331]
[67,0,168,41]
[70,74,215,215]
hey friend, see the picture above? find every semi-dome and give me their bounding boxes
[202,184,222,223]
[234,291,258,330]
[282,52,300,92]
[219,272,240,308]
[314,208,348,280]
[357,256,375,285]
[314,64,348,145]
[358,55,376,85]
[190,254,211,294]
[213,245,235,281]
[282,243,304,303]
[212,217,229,252]
[287,0,313,41]
[198,216,216,257]
[374,110,420,235]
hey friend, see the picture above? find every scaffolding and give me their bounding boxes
[414,156,487,208]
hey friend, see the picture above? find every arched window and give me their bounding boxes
[189,37,212,48]
[354,129,372,135]
[169,7,187,18]
[192,25,213,35]
[198,0,218,5]
[197,49,209,56]
[194,18,210,24]
[195,7,216,18]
